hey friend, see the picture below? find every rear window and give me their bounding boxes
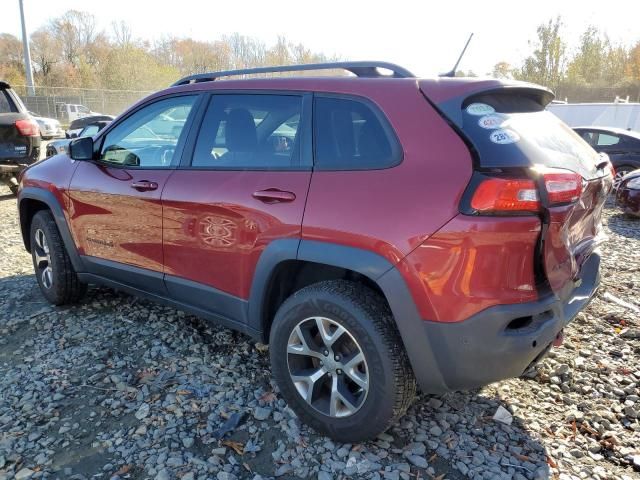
[313,96,401,170]
[0,90,16,113]
[460,92,601,180]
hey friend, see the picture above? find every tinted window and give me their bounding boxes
[597,133,620,146]
[192,94,302,169]
[459,93,601,180]
[313,97,399,169]
[0,91,15,113]
[81,125,100,137]
[99,95,196,168]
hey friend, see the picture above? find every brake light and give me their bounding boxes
[542,170,582,204]
[15,119,40,136]
[471,178,540,213]
[469,169,583,214]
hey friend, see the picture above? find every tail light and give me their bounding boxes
[15,119,40,137]
[468,168,583,214]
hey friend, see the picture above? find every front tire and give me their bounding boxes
[30,210,87,305]
[269,280,416,442]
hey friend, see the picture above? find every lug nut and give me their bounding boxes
[323,350,329,356]
[320,361,323,366]
[337,369,342,375]
[334,355,340,361]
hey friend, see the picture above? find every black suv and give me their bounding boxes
[1,81,41,194]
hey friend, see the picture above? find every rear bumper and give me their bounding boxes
[380,251,600,393]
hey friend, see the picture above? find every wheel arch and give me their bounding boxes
[249,239,398,343]
[18,187,84,272]
[249,239,447,393]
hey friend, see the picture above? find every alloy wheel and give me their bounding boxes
[34,229,53,289]
[286,316,369,418]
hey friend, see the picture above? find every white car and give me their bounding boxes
[30,112,64,140]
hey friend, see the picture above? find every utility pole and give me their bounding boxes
[18,0,35,96]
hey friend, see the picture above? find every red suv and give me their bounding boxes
[17,62,612,442]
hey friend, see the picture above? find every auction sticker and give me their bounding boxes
[478,114,507,129]
[466,103,495,116]
[489,129,520,144]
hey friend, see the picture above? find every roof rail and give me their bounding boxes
[171,61,415,86]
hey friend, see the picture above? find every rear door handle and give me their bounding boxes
[131,180,158,191]
[252,189,296,203]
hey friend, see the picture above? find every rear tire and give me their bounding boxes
[30,210,87,305]
[269,280,416,442]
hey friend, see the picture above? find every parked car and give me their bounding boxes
[573,126,640,186]
[29,112,64,139]
[55,103,103,124]
[615,168,640,217]
[0,80,41,194]
[46,120,111,157]
[17,62,613,441]
[66,114,114,138]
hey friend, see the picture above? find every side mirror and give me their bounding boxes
[69,136,94,160]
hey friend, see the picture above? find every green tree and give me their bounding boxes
[516,16,566,89]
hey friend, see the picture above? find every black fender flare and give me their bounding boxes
[18,187,85,273]
[247,239,446,392]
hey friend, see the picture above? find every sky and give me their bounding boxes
[1,0,639,77]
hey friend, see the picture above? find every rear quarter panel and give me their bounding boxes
[302,82,474,265]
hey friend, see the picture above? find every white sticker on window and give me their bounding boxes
[466,103,495,116]
[489,129,520,144]
[478,114,507,130]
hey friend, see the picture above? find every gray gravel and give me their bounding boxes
[0,185,638,480]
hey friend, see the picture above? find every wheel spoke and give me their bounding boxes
[34,250,48,268]
[342,352,368,389]
[291,366,327,402]
[287,326,323,359]
[315,317,346,348]
[330,374,359,416]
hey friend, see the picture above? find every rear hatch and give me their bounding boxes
[0,84,38,164]
[420,80,613,299]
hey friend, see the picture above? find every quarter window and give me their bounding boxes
[313,96,400,170]
[99,96,196,168]
[192,94,303,169]
[596,133,620,146]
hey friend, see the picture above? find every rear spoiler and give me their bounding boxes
[420,79,554,129]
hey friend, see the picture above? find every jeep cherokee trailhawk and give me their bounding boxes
[17,62,613,442]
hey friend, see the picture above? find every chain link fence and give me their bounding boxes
[11,85,153,123]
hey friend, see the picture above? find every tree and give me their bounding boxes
[627,41,640,81]
[516,16,566,89]
[30,28,61,81]
[492,61,514,79]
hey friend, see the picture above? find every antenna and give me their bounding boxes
[440,33,474,78]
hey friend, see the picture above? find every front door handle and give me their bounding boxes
[131,180,158,192]
[252,189,296,203]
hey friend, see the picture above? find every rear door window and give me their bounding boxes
[460,93,601,180]
[191,94,304,169]
[313,96,401,170]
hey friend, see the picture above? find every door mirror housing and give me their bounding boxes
[69,136,94,161]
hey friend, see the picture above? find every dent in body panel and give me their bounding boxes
[400,215,542,322]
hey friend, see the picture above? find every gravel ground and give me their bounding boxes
[0,185,638,480]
